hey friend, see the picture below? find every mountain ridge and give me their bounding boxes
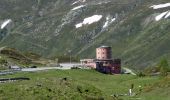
[0,0,170,69]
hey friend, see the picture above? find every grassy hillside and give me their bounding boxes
[0,70,169,100]
[0,0,170,69]
[0,47,50,69]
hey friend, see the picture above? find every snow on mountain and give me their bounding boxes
[103,17,109,28]
[72,1,79,5]
[103,16,116,28]
[72,5,85,10]
[1,19,12,29]
[97,1,111,5]
[111,18,116,22]
[72,0,86,5]
[155,11,169,21]
[75,15,103,28]
[164,11,170,18]
[76,23,83,28]
[150,3,170,21]
[150,3,170,9]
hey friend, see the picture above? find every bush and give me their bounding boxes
[158,58,169,77]
[137,71,145,77]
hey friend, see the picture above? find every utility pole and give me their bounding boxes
[70,55,71,64]
[68,50,72,64]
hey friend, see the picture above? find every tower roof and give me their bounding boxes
[97,45,111,48]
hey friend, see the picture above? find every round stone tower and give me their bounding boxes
[96,46,112,60]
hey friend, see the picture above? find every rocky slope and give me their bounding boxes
[0,0,170,69]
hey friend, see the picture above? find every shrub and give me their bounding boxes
[158,58,169,77]
[137,71,145,77]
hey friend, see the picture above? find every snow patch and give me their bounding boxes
[155,11,168,21]
[72,1,79,5]
[75,15,103,28]
[111,18,116,22]
[103,17,109,28]
[72,5,85,10]
[103,16,116,28]
[75,23,83,28]
[72,0,86,5]
[97,1,111,5]
[164,11,170,18]
[82,15,102,24]
[150,3,170,9]
[1,19,12,29]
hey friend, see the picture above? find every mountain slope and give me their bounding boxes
[0,0,170,69]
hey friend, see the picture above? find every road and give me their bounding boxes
[21,63,82,72]
[0,63,82,75]
[0,63,136,75]
[21,67,61,72]
[123,67,136,75]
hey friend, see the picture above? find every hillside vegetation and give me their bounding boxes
[0,47,50,69]
[0,70,170,100]
[0,0,170,69]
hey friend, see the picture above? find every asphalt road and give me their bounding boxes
[21,63,82,72]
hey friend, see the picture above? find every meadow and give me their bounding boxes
[0,69,169,100]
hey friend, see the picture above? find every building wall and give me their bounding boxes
[80,59,96,68]
[80,46,121,74]
[112,59,121,74]
[96,59,121,74]
[96,46,112,60]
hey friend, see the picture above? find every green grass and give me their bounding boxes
[0,69,169,100]
[1,0,170,69]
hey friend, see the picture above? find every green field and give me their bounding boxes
[0,69,169,100]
